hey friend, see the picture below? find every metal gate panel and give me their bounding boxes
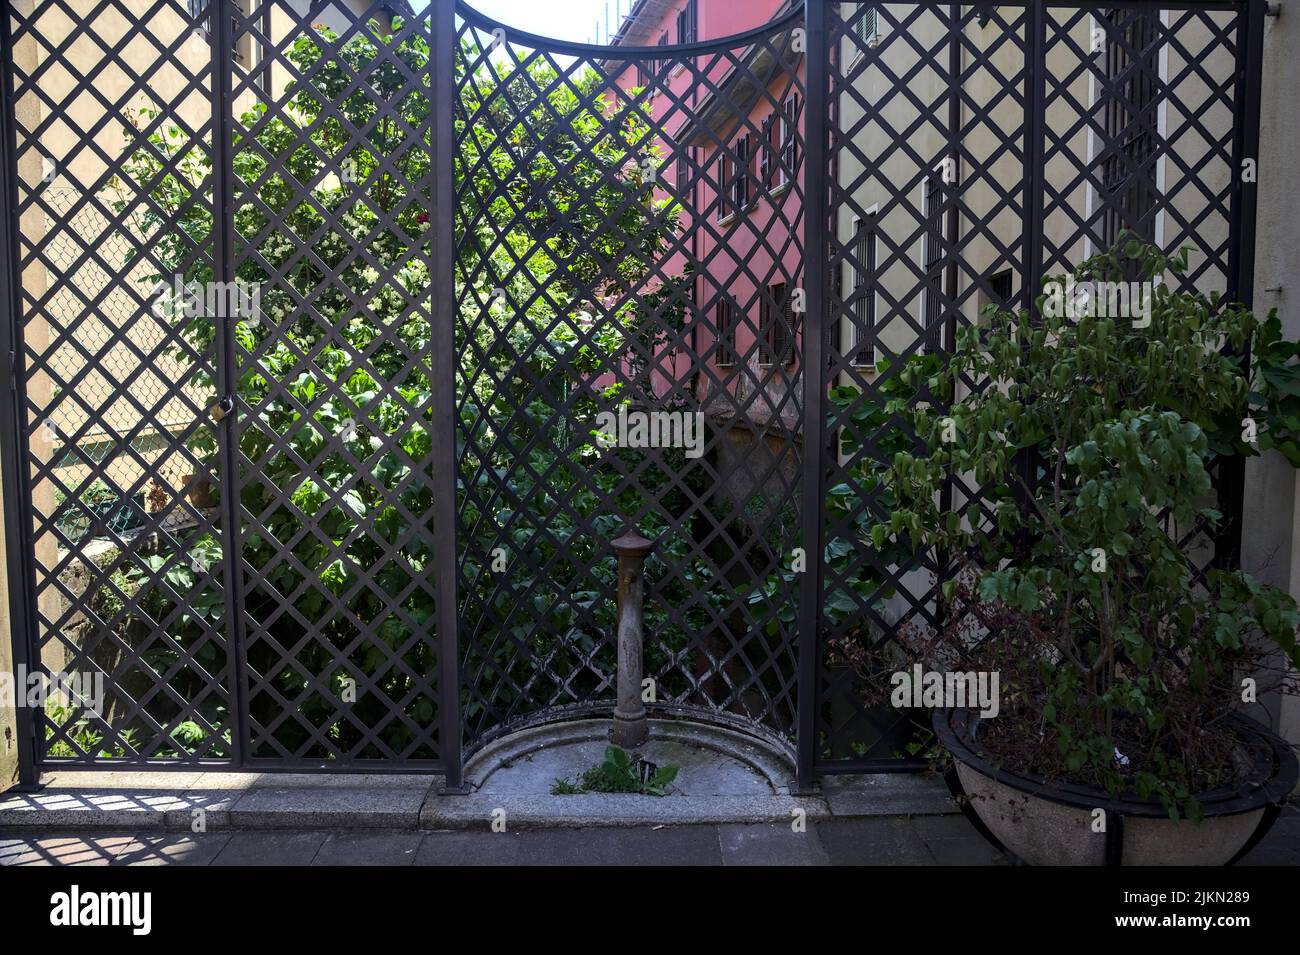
[4,0,231,765]
[228,1,444,766]
[453,3,806,755]
[814,1,1258,774]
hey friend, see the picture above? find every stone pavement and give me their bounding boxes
[0,766,955,830]
[2,808,1297,866]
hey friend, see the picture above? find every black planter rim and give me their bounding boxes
[933,707,1299,819]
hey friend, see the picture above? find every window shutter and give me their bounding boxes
[782,94,800,183]
[716,299,733,366]
[761,117,774,187]
[717,155,730,219]
[780,286,795,364]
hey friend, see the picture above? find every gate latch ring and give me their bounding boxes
[208,395,235,423]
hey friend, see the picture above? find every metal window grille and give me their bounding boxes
[988,269,1014,309]
[922,175,944,353]
[716,298,735,367]
[851,216,876,368]
[1101,8,1160,247]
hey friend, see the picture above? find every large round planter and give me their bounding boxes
[933,708,1298,866]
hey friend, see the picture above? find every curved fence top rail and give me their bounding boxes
[454,0,805,59]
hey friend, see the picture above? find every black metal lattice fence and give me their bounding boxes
[0,0,1263,789]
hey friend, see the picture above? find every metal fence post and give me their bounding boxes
[1216,0,1267,572]
[0,6,40,791]
[796,0,830,793]
[211,0,252,768]
[431,0,465,792]
[1011,0,1047,550]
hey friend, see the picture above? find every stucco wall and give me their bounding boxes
[1243,1,1300,750]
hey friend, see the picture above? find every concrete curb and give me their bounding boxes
[0,772,958,831]
[0,723,959,831]
[419,793,834,829]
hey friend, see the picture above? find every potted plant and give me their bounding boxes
[867,242,1300,865]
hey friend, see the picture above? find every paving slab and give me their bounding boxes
[40,771,204,790]
[0,790,180,830]
[210,831,328,866]
[111,833,233,866]
[718,823,831,865]
[414,826,723,866]
[226,784,428,829]
[183,773,440,790]
[910,813,1013,865]
[819,773,958,816]
[0,832,136,866]
[1,772,442,831]
[816,818,938,865]
[311,830,425,866]
[161,791,240,830]
[421,792,830,828]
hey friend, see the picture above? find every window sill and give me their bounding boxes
[717,202,758,225]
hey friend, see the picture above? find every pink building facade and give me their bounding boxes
[608,0,805,426]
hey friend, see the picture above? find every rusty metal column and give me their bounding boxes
[611,528,655,748]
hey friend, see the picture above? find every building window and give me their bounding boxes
[762,115,776,189]
[988,269,1014,309]
[1100,9,1159,247]
[761,282,794,367]
[851,216,877,368]
[720,134,750,219]
[716,154,731,221]
[734,135,751,213]
[716,298,735,367]
[677,0,698,45]
[676,148,691,198]
[657,32,668,73]
[853,5,879,47]
[922,176,944,354]
[778,93,800,189]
